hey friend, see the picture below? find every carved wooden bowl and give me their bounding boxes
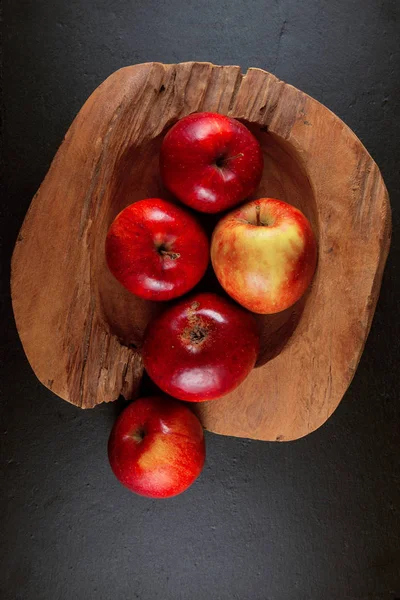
[11,62,391,441]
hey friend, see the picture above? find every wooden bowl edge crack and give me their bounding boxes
[11,62,391,441]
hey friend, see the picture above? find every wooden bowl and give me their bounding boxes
[11,62,391,441]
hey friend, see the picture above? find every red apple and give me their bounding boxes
[211,198,317,314]
[108,396,205,498]
[142,292,259,402]
[105,198,209,301]
[160,112,263,213]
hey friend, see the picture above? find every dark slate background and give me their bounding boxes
[1,1,399,599]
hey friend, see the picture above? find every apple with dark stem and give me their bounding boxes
[108,396,205,498]
[105,198,209,301]
[211,198,317,314]
[160,112,263,213]
[142,292,260,402]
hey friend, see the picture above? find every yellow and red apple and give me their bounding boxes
[108,396,205,498]
[211,198,317,314]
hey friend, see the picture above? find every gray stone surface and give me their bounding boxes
[1,1,399,598]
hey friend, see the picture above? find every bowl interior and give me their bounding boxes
[95,120,318,364]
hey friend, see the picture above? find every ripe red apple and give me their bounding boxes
[108,396,205,498]
[105,198,209,301]
[211,198,317,314]
[142,292,259,402]
[160,112,263,213]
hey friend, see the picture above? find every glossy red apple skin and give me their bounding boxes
[160,112,264,213]
[211,198,317,314]
[108,396,205,498]
[142,292,260,402]
[105,198,209,301]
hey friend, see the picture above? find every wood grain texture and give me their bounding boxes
[11,62,391,440]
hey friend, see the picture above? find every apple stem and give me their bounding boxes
[131,428,146,443]
[256,204,261,226]
[215,153,244,168]
[225,152,244,162]
[160,249,181,260]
